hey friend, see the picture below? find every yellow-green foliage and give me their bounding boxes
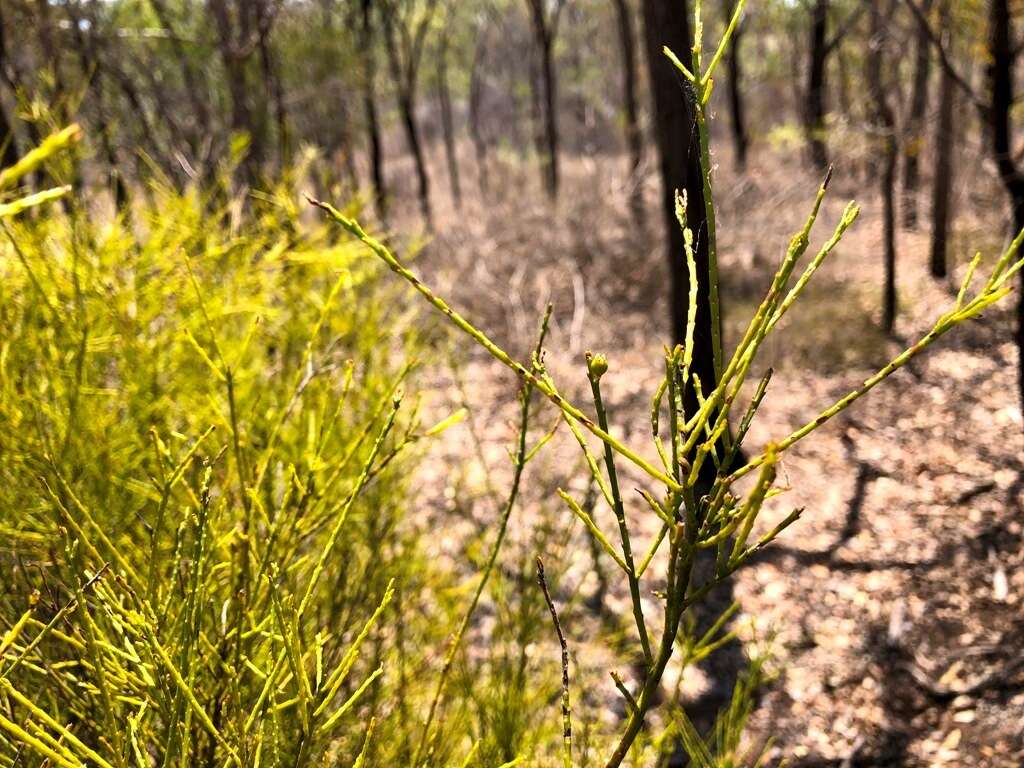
[0,134,460,766]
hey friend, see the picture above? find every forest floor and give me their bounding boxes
[386,136,1024,767]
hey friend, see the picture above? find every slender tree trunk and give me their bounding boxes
[436,29,462,209]
[149,0,211,160]
[0,6,17,170]
[526,1,561,198]
[528,47,545,164]
[806,0,829,170]
[398,89,433,226]
[641,1,709,357]
[639,4,740,756]
[611,0,645,225]
[836,37,851,117]
[903,0,932,229]
[468,30,490,196]
[360,0,387,220]
[0,103,16,169]
[258,30,289,169]
[65,2,129,209]
[987,0,1024,410]
[929,0,955,279]
[724,0,749,171]
[539,39,559,197]
[382,1,434,227]
[207,0,263,184]
[867,0,897,332]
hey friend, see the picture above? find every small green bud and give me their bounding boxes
[586,352,609,379]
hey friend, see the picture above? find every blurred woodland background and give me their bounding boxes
[3,0,1024,766]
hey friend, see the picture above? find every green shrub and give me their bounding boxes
[0,133,470,766]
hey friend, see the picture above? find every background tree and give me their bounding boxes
[468,15,491,196]
[866,0,898,332]
[611,0,645,224]
[804,0,864,170]
[902,0,932,229]
[928,0,955,278]
[382,0,440,227]
[525,0,567,199]
[905,0,1024,407]
[724,0,750,170]
[360,0,389,220]
[435,6,463,209]
[206,0,281,184]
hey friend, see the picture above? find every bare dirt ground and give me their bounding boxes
[387,134,1024,766]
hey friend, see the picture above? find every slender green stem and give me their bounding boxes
[587,356,652,666]
[309,197,683,493]
[413,308,551,766]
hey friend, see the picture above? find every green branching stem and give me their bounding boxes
[587,354,653,666]
[308,196,684,493]
[413,307,552,766]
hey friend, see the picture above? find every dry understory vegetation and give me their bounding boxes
[388,137,1024,766]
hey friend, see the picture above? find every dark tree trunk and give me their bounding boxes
[0,103,16,169]
[360,0,387,220]
[149,0,211,161]
[526,0,561,199]
[528,47,545,166]
[468,30,490,197]
[867,0,898,333]
[836,37,852,117]
[611,0,645,224]
[0,5,41,183]
[929,0,955,279]
[437,29,462,209]
[987,0,1024,410]
[65,1,129,209]
[0,4,18,171]
[382,0,435,227]
[397,89,433,226]
[207,0,267,184]
[639,0,739,746]
[640,1,713,374]
[806,0,829,170]
[903,0,933,229]
[258,29,289,168]
[724,0,749,171]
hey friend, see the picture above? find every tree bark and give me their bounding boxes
[525,0,562,199]
[382,0,437,227]
[0,102,16,170]
[639,2,740,753]
[929,0,954,279]
[206,0,269,184]
[468,28,490,196]
[867,0,897,332]
[148,0,211,161]
[436,26,462,209]
[806,0,829,170]
[640,0,713,376]
[0,6,18,170]
[360,0,387,220]
[611,0,645,224]
[987,0,1024,410]
[724,0,749,171]
[258,25,289,168]
[903,0,933,229]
